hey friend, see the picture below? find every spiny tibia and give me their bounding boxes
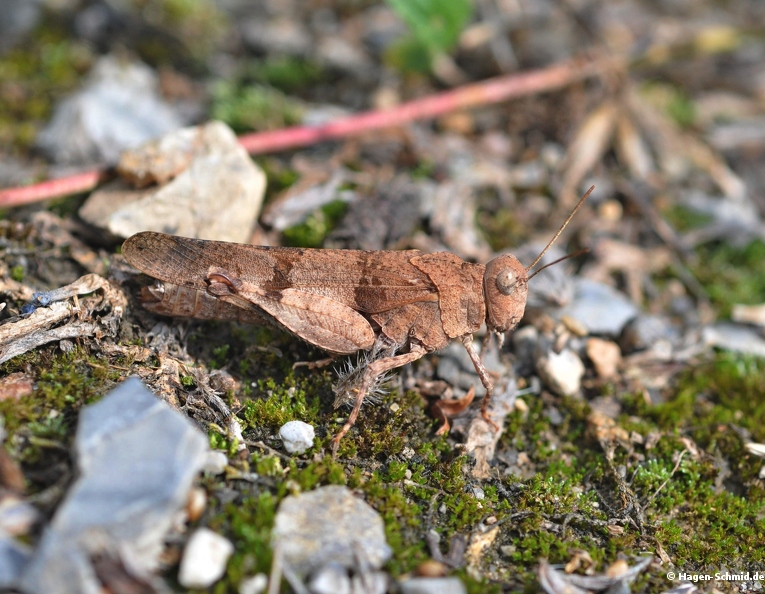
[332,340,398,409]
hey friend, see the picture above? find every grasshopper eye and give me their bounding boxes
[496,269,517,296]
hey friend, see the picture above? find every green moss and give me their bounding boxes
[662,204,714,233]
[0,347,121,476]
[207,491,278,590]
[0,27,91,149]
[282,200,349,248]
[210,344,230,370]
[10,265,24,282]
[691,239,765,318]
[258,157,300,196]
[383,0,472,74]
[640,82,697,128]
[241,375,326,432]
[210,81,304,134]
[476,205,529,253]
[248,56,324,93]
[612,352,765,569]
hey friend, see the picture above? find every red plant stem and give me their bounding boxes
[239,56,598,154]
[0,170,106,208]
[0,56,600,208]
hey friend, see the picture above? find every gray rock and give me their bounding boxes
[79,121,265,243]
[513,245,575,310]
[0,0,41,50]
[558,278,639,337]
[703,323,765,358]
[508,161,547,189]
[273,485,391,579]
[512,325,539,376]
[0,534,31,590]
[317,36,374,77]
[620,314,676,354]
[241,19,312,56]
[37,56,184,165]
[400,577,467,594]
[350,571,388,594]
[437,340,506,392]
[262,170,352,232]
[20,378,209,594]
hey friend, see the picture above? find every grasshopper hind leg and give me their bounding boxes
[331,342,427,457]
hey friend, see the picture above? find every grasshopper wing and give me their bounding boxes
[222,285,375,354]
[122,232,438,314]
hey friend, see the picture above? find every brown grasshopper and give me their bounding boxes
[122,188,591,454]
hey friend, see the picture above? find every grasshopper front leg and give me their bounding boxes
[461,334,500,431]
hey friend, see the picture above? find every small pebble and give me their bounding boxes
[186,487,207,522]
[508,161,547,189]
[598,199,623,222]
[279,420,315,455]
[0,497,39,536]
[309,563,351,594]
[586,338,622,379]
[178,528,234,589]
[535,348,585,397]
[400,577,467,594]
[202,451,228,474]
[416,560,447,577]
[732,303,765,327]
[540,142,565,168]
[239,573,268,594]
[560,315,588,338]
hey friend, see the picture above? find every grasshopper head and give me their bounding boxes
[483,254,528,333]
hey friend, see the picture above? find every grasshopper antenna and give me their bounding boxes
[528,248,589,282]
[525,185,594,275]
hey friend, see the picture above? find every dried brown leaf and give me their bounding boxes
[560,101,618,207]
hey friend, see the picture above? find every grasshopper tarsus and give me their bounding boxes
[480,399,501,432]
[292,356,337,370]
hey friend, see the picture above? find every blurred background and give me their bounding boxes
[1,1,765,593]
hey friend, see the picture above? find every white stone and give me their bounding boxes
[178,528,234,589]
[239,573,268,594]
[536,348,585,397]
[202,450,228,474]
[279,421,315,454]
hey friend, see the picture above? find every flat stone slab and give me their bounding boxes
[20,378,209,594]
